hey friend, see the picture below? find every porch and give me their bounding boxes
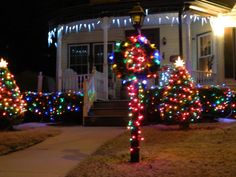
[59,67,217,95]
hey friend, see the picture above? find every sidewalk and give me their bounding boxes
[0,124,125,177]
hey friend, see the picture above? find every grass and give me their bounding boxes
[0,126,60,156]
[66,122,236,177]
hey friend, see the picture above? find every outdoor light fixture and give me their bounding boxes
[129,3,146,33]
[183,2,226,17]
[189,5,208,13]
[162,37,167,45]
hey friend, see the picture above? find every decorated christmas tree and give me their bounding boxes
[159,57,202,129]
[0,58,25,120]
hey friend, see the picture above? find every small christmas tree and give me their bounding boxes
[160,57,202,129]
[0,58,25,121]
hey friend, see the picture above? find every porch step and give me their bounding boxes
[92,100,129,108]
[84,115,129,126]
[88,108,129,116]
[84,100,129,126]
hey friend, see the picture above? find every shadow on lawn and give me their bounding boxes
[149,120,235,131]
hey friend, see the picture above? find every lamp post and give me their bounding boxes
[129,3,146,34]
[128,3,146,163]
[112,3,160,163]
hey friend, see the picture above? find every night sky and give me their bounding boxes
[0,1,56,77]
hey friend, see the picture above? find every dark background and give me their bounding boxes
[0,1,57,77]
[0,0,234,78]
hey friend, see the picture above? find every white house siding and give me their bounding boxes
[190,21,226,84]
[61,28,125,71]
[159,24,185,65]
[60,24,189,71]
[59,21,223,91]
[61,30,102,72]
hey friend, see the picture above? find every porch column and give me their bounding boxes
[178,9,183,58]
[102,17,109,100]
[56,25,62,92]
[185,11,192,71]
[214,34,225,84]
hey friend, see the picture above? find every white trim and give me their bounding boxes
[56,27,62,91]
[102,17,109,100]
[197,32,213,72]
[48,13,211,45]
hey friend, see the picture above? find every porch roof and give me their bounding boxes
[48,0,235,27]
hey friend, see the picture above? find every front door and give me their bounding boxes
[93,43,115,99]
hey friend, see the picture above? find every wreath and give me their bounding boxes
[111,34,160,80]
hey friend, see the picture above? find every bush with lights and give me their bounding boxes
[230,91,236,118]
[0,58,26,129]
[198,85,233,120]
[145,63,236,124]
[145,86,164,123]
[159,57,202,129]
[144,65,174,123]
[23,91,83,123]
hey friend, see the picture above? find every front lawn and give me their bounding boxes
[66,122,236,177]
[0,126,60,155]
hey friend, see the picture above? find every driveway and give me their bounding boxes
[0,124,125,177]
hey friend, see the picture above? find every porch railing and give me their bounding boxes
[83,73,95,120]
[77,74,91,91]
[191,70,217,85]
[83,67,106,121]
[62,68,90,92]
[157,69,217,87]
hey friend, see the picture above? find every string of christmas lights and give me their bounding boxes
[198,85,233,118]
[0,58,26,118]
[48,13,210,47]
[127,80,145,161]
[111,34,160,162]
[24,91,83,121]
[112,35,160,80]
[159,57,202,128]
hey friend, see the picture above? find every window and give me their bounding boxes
[68,43,114,75]
[197,32,213,72]
[68,44,89,74]
[93,43,114,72]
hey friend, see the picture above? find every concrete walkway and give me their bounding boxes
[0,124,126,177]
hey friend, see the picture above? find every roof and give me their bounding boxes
[48,0,235,26]
[207,0,236,8]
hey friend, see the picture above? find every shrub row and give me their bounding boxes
[145,85,235,123]
[22,91,83,124]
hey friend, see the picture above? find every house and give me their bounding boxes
[48,0,236,120]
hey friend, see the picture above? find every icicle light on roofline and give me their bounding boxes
[189,5,208,13]
[48,14,210,46]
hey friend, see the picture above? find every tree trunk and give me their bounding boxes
[179,121,190,130]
